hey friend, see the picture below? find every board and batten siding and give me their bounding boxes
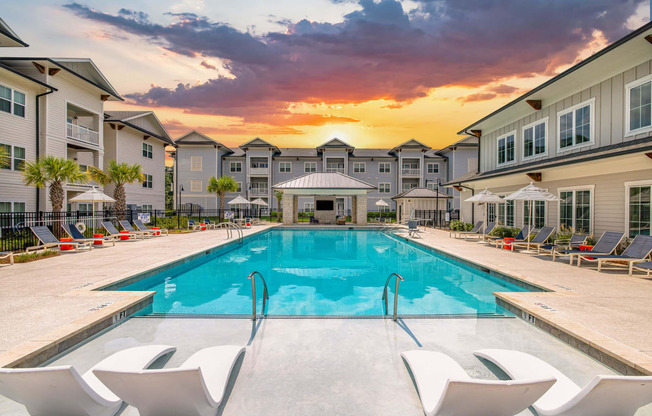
[479,59,652,173]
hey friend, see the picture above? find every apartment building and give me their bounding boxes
[447,22,652,238]
[173,135,478,214]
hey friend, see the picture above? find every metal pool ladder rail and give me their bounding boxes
[217,222,244,242]
[248,271,270,321]
[382,272,404,321]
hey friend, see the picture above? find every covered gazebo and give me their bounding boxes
[273,172,376,225]
[392,187,452,224]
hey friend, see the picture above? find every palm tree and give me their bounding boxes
[23,156,88,212]
[274,190,283,222]
[89,161,143,217]
[207,176,239,221]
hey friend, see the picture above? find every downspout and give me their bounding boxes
[35,88,56,212]
[463,129,481,223]
[456,184,476,223]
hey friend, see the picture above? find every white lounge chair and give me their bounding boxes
[475,348,652,416]
[401,350,555,416]
[93,345,245,416]
[0,344,175,416]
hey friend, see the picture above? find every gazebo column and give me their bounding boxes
[293,195,299,223]
[282,193,294,225]
[356,194,368,225]
[351,196,357,223]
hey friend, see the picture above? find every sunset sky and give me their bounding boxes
[3,1,650,150]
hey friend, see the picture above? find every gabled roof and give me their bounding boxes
[239,137,279,151]
[437,136,479,155]
[0,18,28,47]
[391,187,452,200]
[0,57,122,100]
[391,139,432,153]
[317,138,355,149]
[0,62,56,90]
[104,110,173,145]
[273,172,376,190]
[174,130,231,150]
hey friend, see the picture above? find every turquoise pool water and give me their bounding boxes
[119,229,528,316]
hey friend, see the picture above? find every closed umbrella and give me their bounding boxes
[69,187,115,229]
[464,189,505,242]
[505,183,559,252]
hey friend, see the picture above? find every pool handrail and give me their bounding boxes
[382,272,405,321]
[248,271,270,321]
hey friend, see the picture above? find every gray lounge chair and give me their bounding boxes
[61,223,117,246]
[102,221,146,240]
[134,219,169,236]
[27,226,93,252]
[462,222,496,240]
[509,226,555,252]
[633,261,652,277]
[491,225,532,249]
[450,221,483,239]
[0,252,14,265]
[577,235,652,275]
[119,220,155,237]
[538,234,587,257]
[553,232,624,264]
[407,220,422,238]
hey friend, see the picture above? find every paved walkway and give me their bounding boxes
[0,224,276,367]
[409,228,652,375]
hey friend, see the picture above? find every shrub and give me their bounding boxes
[1,250,59,264]
[550,230,573,245]
[490,226,520,239]
[450,220,473,231]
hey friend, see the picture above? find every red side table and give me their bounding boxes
[119,230,130,240]
[93,234,104,246]
[503,237,515,250]
[200,225,206,231]
[60,237,74,251]
[579,244,594,260]
[152,227,161,236]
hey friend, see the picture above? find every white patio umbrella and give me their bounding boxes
[228,195,251,218]
[69,187,115,229]
[464,189,505,241]
[505,183,559,252]
[250,198,268,217]
[375,199,390,217]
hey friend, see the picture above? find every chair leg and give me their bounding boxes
[597,260,602,272]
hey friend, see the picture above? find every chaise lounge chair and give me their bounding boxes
[449,221,483,239]
[509,226,555,252]
[134,219,169,236]
[633,261,652,277]
[461,222,496,241]
[94,345,245,416]
[27,226,94,252]
[119,220,156,238]
[490,225,531,249]
[102,221,146,240]
[203,218,217,229]
[577,234,652,275]
[553,231,624,264]
[538,234,587,258]
[0,345,175,416]
[401,350,555,416]
[62,223,117,247]
[0,251,14,265]
[475,348,652,416]
[187,219,202,231]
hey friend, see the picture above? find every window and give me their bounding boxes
[190,180,202,192]
[427,163,439,174]
[487,203,496,223]
[142,174,153,189]
[523,119,547,159]
[0,202,10,212]
[558,99,594,150]
[250,160,268,168]
[524,200,546,229]
[627,184,651,237]
[326,162,344,172]
[0,144,25,171]
[13,202,25,212]
[304,162,317,173]
[497,132,515,165]
[0,84,25,117]
[402,182,417,191]
[230,162,242,172]
[279,162,292,173]
[304,202,315,212]
[379,183,391,193]
[191,156,202,171]
[559,188,592,234]
[497,199,515,227]
[235,182,242,192]
[141,204,153,211]
[78,164,88,172]
[626,75,652,135]
[142,143,152,159]
[427,182,437,191]
[379,162,391,173]
[353,162,366,173]
[0,144,10,170]
[0,201,24,212]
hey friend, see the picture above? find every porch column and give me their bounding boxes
[282,193,294,225]
[356,194,368,225]
[351,195,357,223]
[293,195,299,223]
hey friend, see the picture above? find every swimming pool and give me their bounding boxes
[119,229,529,316]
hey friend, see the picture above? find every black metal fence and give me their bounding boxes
[413,209,458,228]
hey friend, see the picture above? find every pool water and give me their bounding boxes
[119,229,528,316]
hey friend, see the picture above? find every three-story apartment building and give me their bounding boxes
[447,22,652,238]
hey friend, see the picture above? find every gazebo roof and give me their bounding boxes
[273,172,376,190]
[391,187,452,200]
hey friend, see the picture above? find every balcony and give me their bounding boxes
[326,167,345,173]
[401,168,421,176]
[250,188,269,196]
[67,123,99,146]
[249,167,269,176]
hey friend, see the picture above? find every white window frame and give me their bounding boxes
[378,182,391,193]
[353,162,366,173]
[624,179,652,238]
[557,97,595,153]
[495,195,515,227]
[190,180,202,193]
[142,174,153,189]
[426,163,439,174]
[0,201,26,213]
[235,182,242,192]
[230,161,242,173]
[304,162,317,173]
[191,156,202,171]
[522,200,547,229]
[279,162,292,173]
[0,83,26,118]
[521,117,548,160]
[496,130,517,167]
[625,74,652,137]
[378,162,391,173]
[142,142,153,159]
[557,185,595,234]
[0,144,25,171]
[141,204,153,211]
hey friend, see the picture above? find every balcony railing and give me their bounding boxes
[250,188,269,196]
[401,168,421,176]
[326,167,345,173]
[67,122,99,146]
[249,167,269,175]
